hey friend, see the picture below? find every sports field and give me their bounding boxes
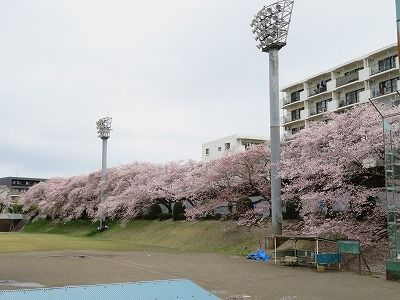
[0,221,398,299]
[0,249,399,300]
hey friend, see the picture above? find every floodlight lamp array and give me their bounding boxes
[250,0,294,52]
[96,117,112,139]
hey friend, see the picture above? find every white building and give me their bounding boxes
[282,44,400,137]
[201,134,268,162]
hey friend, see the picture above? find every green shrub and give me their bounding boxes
[8,203,23,214]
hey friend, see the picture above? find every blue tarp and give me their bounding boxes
[246,249,270,261]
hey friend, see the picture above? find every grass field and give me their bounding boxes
[0,220,266,255]
[1,220,398,300]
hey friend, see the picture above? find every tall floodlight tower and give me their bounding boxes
[251,1,294,235]
[96,117,112,231]
[396,0,400,59]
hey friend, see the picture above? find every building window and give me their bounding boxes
[311,80,327,95]
[291,126,305,135]
[344,68,362,76]
[378,55,397,73]
[242,142,259,150]
[218,147,222,152]
[345,89,364,105]
[205,148,210,155]
[290,89,303,103]
[224,143,230,150]
[291,108,303,121]
[379,78,398,95]
[291,127,300,135]
[316,100,328,114]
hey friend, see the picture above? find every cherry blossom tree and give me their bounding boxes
[185,144,271,221]
[99,163,159,221]
[0,185,11,213]
[280,104,386,243]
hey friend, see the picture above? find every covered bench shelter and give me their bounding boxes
[265,235,341,268]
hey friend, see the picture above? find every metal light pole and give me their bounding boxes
[96,117,112,231]
[396,0,400,59]
[251,1,294,235]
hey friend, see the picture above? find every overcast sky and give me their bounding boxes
[0,0,396,178]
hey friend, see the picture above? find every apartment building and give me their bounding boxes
[0,177,46,198]
[201,134,268,162]
[282,44,400,137]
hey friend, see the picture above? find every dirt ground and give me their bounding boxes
[0,251,399,300]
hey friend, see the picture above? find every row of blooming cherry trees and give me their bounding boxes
[20,144,271,224]
[19,104,389,242]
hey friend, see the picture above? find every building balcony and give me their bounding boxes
[309,106,328,117]
[283,114,302,124]
[336,71,359,88]
[370,60,397,76]
[338,97,359,108]
[281,96,301,106]
[370,84,398,99]
[308,84,327,97]
[283,110,306,124]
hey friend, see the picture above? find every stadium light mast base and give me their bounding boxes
[251,0,294,235]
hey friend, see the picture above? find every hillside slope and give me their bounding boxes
[21,220,267,255]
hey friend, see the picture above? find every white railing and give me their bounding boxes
[336,71,359,87]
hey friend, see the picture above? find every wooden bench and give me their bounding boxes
[281,256,298,266]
